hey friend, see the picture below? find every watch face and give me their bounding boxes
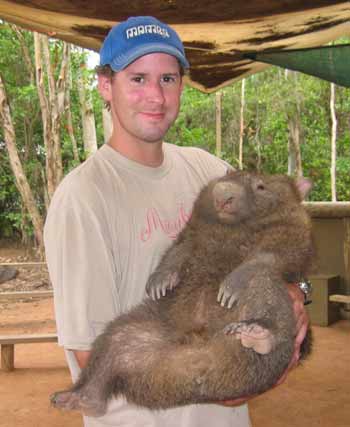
[299,280,312,295]
[298,280,312,305]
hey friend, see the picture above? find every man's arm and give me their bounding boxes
[275,283,309,384]
[72,350,91,369]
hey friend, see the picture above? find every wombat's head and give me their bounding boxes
[196,171,312,225]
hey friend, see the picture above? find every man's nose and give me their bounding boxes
[146,81,165,104]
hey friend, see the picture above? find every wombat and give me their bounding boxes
[51,171,314,417]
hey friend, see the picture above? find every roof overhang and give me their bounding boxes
[0,1,349,92]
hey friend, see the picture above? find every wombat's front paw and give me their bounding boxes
[217,280,240,308]
[51,390,107,417]
[146,271,179,300]
[217,265,256,308]
[217,273,247,308]
[224,321,276,355]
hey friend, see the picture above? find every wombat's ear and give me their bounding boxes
[295,177,313,199]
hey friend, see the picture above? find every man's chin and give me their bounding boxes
[137,127,171,144]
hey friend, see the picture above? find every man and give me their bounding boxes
[45,15,309,427]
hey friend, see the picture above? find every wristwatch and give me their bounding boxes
[297,279,313,305]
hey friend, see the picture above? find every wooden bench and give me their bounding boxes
[0,290,53,301]
[0,333,58,372]
[329,294,350,304]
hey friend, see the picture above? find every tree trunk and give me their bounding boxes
[330,83,337,202]
[64,48,80,162]
[0,74,44,252]
[215,91,222,158]
[34,32,55,199]
[42,35,64,187]
[239,79,246,170]
[285,71,303,177]
[66,105,80,162]
[34,32,68,201]
[77,58,97,156]
[10,24,35,85]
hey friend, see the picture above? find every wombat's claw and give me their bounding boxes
[224,321,275,355]
[217,283,239,309]
[146,272,179,300]
[50,390,81,411]
[51,390,106,417]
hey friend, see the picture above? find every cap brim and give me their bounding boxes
[107,43,190,71]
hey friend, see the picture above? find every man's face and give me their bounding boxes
[99,53,184,145]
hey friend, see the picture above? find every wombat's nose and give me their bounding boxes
[215,196,236,214]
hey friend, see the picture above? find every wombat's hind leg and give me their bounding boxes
[50,389,107,417]
[224,321,276,355]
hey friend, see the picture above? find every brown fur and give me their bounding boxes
[51,171,314,416]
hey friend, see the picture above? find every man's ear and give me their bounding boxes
[97,75,112,102]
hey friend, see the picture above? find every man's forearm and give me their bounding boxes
[71,349,91,369]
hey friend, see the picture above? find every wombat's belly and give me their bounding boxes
[162,280,240,338]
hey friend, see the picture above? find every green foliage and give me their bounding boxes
[0,23,101,240]
[168,62,350,202]
[167,87,216,151]
[0,24,349,240]
[0,147,21,237]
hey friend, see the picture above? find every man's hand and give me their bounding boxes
[218,282,309,406]
[275,282,309,385]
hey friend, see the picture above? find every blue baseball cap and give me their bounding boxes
[99,16,190,71]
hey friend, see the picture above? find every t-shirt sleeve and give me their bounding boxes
[44,184,120,350]
[176,146,234,182]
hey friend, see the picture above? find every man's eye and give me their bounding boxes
[131,76,144,83]
[161,75,176,84]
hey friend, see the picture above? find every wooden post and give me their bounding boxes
[239,79,245,170]
[1,344,14,372]
[344,218,350,294]
[215,91,222,158]
[330,83,337,201]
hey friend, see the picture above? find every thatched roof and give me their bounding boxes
[0,1,349,92]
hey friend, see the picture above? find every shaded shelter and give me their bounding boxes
[1,0,350,316]
[0,1,349,91]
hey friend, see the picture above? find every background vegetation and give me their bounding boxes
[0,22,349,250]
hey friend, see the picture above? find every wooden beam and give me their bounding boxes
[304,202,350,218]
[329,294,350,304]
[0,290,53,301]
[0,262,46,267]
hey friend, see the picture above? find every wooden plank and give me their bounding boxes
[329,294,350,304]
[0,290,53,301]
[0,333,57,344]
[1,344,14,372]
[0,334,58,371]
[0,262,46,267]
[304,202,350,218]
[344,218,350,294]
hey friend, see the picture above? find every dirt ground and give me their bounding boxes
[0,245,350,427]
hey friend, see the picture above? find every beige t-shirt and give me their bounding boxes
[44,143,251,427]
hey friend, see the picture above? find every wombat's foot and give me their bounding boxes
[218,254,276,309]
[50,390,107,417]
[224,321,276,355]
[146,270,179,300]
[217,275,246,308]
